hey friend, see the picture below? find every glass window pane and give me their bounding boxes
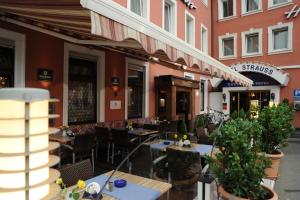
[246,33,259,53]
[273,0,288,4]
[246,0,259,12]
[200,80,205,111]
[0,45,14,88]
[273,28,288,50]
[223,0,234,17]
[186,16,194,44]
[202,28,208,53]
[128,68,144,118]
[131,0,142,16]
[223,38,234,56]
[164,3,171,32]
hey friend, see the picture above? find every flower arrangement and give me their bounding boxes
[173,133,191,147]
[56,178,86,200]
[126,120,133,130]
[59,125,69,131]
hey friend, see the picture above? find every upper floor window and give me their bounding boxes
[201,25,208,54]
[163,0,176,35]
[184,72,195,80]
[129,0,148,18]
[242,0,262,14]
[219,33,237,59]
[268,0,292,9]
[185,11,195,46]
[218,0,236,19]
[242,28,262,57]
[268,22,293,54]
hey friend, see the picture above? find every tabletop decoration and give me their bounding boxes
[60,125,70,136]
[82,182,102,200]
[114,179,127,188]
[126,120,133,130]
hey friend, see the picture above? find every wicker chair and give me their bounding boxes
[59,159,93,187]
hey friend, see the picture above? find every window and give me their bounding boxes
[68,57,97,124]
[127,66,145,119]
[163,0,176,34]
[242,0,262,14]
[0,38,15,88]
[184,72,195,80]
[201,25,208,54]
[129,0,148,18]
[185,11,195,46]
[200,79,208,113]
[268,0,292,9]
[242,29,262,57]
[219,33,237,59]
[218,0,236,19]
[268,22,293,54]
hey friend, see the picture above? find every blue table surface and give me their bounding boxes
[86,174,161,200]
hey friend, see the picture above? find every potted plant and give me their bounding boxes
[196,114,206,137]
[257,102,294,179]
[206,118,278,200]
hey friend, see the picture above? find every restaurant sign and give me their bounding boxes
[230,63,289,86]
[37,68,53,82]
[285,4,300,19]
[182,0,197,9]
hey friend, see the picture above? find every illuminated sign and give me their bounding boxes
[182,0,197,9]
[285,4,300,19]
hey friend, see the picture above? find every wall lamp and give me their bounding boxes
[222,93,226,102]
[270,92,275,101]
[111,77,120,97]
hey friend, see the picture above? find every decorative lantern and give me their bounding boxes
[0,88,60,200]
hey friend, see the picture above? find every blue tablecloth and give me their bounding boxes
[191,144,213,156]
[150,140,174,150]
[86,174,161,200]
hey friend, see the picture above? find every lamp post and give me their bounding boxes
[0,88,60,200]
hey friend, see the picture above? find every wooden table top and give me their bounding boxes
[128,128,158,136]
[49,132,74,144]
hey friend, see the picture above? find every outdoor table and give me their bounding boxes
[128,128,159,143]
[65,170,172,200]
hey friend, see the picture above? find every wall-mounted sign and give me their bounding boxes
[110,100,121,110]
[285,4,300,19]
[182,0,197,9]
[37,68,53,81]
[230,63,289,86]
[294,89,300,100]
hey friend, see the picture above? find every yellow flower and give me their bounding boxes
[56,178,63,185]
[183,135,187,140]
[77,180,86,189]
[174,134,178,139]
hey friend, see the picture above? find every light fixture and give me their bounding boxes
[222,93,226,102]
[111,77,120,97]
[0,88,60,200]
[270,92,275,101]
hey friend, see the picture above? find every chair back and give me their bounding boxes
[169,121,178,132]
[73,133,97,153]
[59,159,93,187]
[111,128,130,147]
[166,148,201,181]
[143,123,158,131]
[95,126,111,143]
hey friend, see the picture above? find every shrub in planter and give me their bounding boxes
[196,114,206,136]
[206,118,276,200]
[257,103,294,179]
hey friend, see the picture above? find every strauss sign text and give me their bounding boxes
[182,0,197,9]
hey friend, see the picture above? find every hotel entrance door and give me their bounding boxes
[230,90,270,114]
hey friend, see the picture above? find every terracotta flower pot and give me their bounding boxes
[219,185,278,200]
[265,151,284,180]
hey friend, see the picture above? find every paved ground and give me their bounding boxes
[275,130,300,200]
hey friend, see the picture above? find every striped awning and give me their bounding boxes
[0,0,253,86]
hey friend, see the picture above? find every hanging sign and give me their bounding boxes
[285,4,300,19]
[182,0,197,9]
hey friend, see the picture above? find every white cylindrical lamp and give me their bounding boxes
[0,88,60,200]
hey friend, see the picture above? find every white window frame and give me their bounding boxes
[218,33,237,60]
[201,24,209,54]
[185,10,195,47]
[268,0,293,10]
[63,43,106,125]
[268,22,293,55]
[242,0,262,16]
[0,27,25,87]
[162,0,177,36]
[218,0,237,20]
[184,72,195,80]
[125,57,149,120]
[127,0,150,20]
[242,28,263,57]
[200,77,208,114]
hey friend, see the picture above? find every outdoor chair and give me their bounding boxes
[60,133,97,172]
[95,126,112,163]
[59,159,94,187]
[110,128,138,165]
[143,123,159,131]
[151,148,202,189]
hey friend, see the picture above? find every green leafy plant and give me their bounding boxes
[258,103,294,154]
[197,114,205,128]
[206,118,271,199]
[179,120,188,135]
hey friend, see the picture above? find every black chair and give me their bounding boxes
[61,133,97,172]
[143,123,159,131]
[59,159,93,187]
[110,128,138,164]
[95,126,111,163]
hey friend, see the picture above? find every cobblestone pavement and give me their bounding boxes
[275,131,300,200]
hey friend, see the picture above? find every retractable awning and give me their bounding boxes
[0,0,253,86]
